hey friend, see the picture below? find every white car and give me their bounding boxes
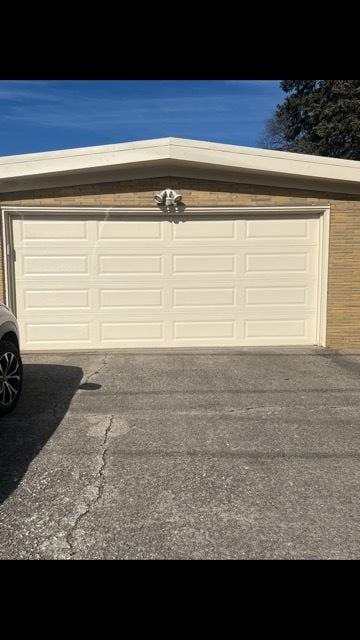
[0,304,23,416]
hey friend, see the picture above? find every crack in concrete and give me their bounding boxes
[83,352,108,383]
[65,414,114,559]
[97,414,114,501]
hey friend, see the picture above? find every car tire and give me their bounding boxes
[0,340,23,417]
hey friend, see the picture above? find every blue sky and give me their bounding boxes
[0,81,283,156]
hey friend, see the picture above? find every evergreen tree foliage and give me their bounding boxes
[261,80,360,159]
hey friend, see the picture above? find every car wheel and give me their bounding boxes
[0,341,23,417]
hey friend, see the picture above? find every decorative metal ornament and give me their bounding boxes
[154,188,182,207]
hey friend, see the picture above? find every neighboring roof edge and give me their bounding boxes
[0,137,360,192]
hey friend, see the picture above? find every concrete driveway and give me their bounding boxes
[0,347,360,560]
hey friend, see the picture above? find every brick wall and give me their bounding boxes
[1,176,360,348]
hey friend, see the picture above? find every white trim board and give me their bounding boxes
[0,137,360,194]
[1,204,330,348]
[2,204,329,215]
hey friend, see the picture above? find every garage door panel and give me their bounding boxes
[21,254,89,277]
[12,214,321,350]
[97,220,163,241]
[245,251,310,275]
[244,285,318,311]
[25,322,91,345]
[172,219,236,240]
[13,217,90,243]
[245,319,306,338]
[174,320,235,340]
[246,218,307,238]
[21,219,88,241]
[243,316,318,345]
[98,254,164,276]
[173,254,236,274]
[101,321,164,342]
[245,217,319,242]
[24,289,90,311]
[173,287,235,308]
[245,286,307,306]
[100,288,164,309]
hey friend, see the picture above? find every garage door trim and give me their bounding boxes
[1,205,330,348]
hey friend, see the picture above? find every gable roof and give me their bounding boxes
[1,137,360,195]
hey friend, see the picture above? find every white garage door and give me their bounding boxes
[12,214,321,350]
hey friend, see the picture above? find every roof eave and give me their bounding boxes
[0,137,360,195]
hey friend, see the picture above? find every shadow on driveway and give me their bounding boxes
[0,364,84,505]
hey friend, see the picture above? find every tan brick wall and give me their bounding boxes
[1,176,360,348]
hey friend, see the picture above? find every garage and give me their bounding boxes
[2,137,360,350]
[9,210,322,350]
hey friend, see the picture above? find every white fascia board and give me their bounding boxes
[0,137,360,189]
[167,138,360,184]
[0,138,172,180]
